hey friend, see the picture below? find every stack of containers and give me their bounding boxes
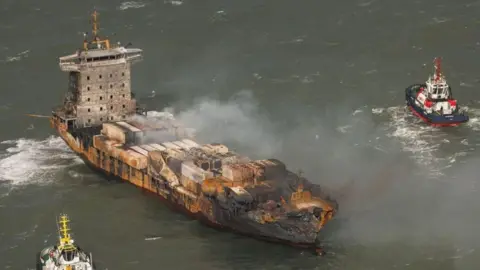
[115,121,144,145]
[101,122,143,145]
[181,161,214,194]
[221,163,255,185]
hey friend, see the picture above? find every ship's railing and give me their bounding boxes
[59,61,80,72]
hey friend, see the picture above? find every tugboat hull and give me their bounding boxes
[405,84,469,127]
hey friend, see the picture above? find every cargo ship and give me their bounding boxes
[37,214,95,270]
[49,11,338,250]
[405,57,469,127]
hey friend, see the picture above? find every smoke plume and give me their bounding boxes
[134,89,480,253]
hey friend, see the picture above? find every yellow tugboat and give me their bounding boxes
[37,214,95,270]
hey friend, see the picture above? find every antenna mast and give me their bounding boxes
[92,10,99,38]
[434,57,442,82]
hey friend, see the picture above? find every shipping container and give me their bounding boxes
[181,161,213,183]
[115,121,144,144]
[140,144,156,152]
[93,135,107,149]
[229,186,254,203]
[208,143,229,154]
[182,139,199,148]
[101,123,127,143]
[162,141,181,150]
[130,145,149,156]
[118,148,148,170]
[193,157,210,171]
[149,143,166,151]
[175,185,198,200]
[165,148,186,160]
[222,164,254,183]
[172,140,191,150]
[180,175,201,194]
[115,121,142,132]
[125,120,148,131]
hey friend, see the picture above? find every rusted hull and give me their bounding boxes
[56,129,323,250]
[72,143,317,249]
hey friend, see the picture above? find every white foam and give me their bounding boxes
[164,0,183,6]
[0,136,82,187]
[370,105,477,178]
[118,1,146,10]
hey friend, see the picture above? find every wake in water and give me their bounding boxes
[0,136,82,188]
[369,105,476,178]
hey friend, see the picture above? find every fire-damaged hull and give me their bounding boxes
[50,116,337,249]
[405,84,469,127]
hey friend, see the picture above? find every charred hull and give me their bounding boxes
[56,125,337,250]
[405,84,469,127]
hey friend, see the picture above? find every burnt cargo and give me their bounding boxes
[181,161,214,182]
[101,122,143,145]
[222,163,255,184]
[254,159,286,180]
[180,175,201,193]
[118,148,148,170]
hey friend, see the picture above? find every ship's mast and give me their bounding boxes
[83,10,110,51]
[434,57,442,83]
[92,10,99,38]
[57,214,76,251]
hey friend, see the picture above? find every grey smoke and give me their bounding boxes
[134,89,480,254]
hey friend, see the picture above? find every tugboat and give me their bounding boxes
[405,57,469,127]
[37,214,94,270]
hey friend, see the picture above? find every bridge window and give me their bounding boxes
[100,117,103,121]
[109,74,112,78]
[122,115,126,119]
[110,84,113,89]
[88,119,91,123]
[122,104,126,108]
[122,94,125,98]
[122,72,125,76]
[110,116,114,120]
[122,83,125,87]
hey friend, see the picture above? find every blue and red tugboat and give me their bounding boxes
[405,57,469,127]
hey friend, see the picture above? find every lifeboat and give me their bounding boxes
[405,57,469,127]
